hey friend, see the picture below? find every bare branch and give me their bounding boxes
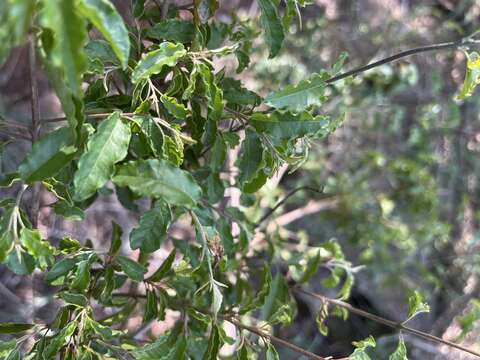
[326,39,480,84]
[224,316,331,360]
[293,287,480,358]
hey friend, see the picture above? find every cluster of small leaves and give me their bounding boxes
[0,0,359,359]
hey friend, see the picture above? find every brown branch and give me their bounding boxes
[326,39,480,84]
[255,186,323,227]
[28,35,41,229]
[272,198,338,228]
[0,128,31,141]
[0,120,29,131]
[224,316,329,360]
[293,287,480,358]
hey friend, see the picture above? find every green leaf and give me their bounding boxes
[202,324,221,360]
[73,112,131,201]
[86,317,113,340]
[71,260,91,292]
[133,325,184,359]
[131,200,172,253]
[160,95,188,119]
[236,129,267,193]
[20,228,55,269]
[261,274,294,325]
[258,0,284,58]
[6,250,35,275]
[146,19,195,44]
[350,336,376,360]
[211,282,223,318]
[0,323,34,334]
[266,344,279,360]
[109,221,122,257]
[389,337,408,360]
[113,159,202,207]
[44,322,77,360]
[18,127,76,183]
[116,255,147,282]
[458,299,480,340]
[406,290,430,322]
[132,42,186,83]
[265,72,329,112]
[77,0,130,68]
[45,257,78,282]
[53,201,85,221]
[148,249,176,282]
[0,173,20,188]
[0,0,34,64]
[0,231,14,263]
[85,39,119,66]
[144,290,158,322]
[0,339,16,357]
[457,51,480,100]
[222,78,261,107]
[39,37,85,140]
[250,111,338,142]
[5,347,20,360]
[59,292,88,307]
[40,0,88,98]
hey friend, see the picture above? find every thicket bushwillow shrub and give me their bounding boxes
[1,1,480,359]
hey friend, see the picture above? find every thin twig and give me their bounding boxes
[326,39,480,84]
[28,35,41,230]
[0,120,29,131]
[0,128,31,141]
[255,186,323,227]
[29,35,40,142]
[42,112,136,123]
[224,316,329,360]
[293,287,480,358]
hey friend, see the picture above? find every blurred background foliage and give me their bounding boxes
[2,0,480,359]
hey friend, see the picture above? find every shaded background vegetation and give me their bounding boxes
[2,0,480,359]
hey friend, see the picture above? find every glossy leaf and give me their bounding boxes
[109,221,122,257]
[18,127,76,183]
[43,322,77,360]
[113,159,202,207]
[148,249,176,282]
[6,250,35,275]
[265,72,329,112]
[71,260,91,292]
[457,51,480,100]
[73,112,131,201]
[236,129,267,193]
[45,257,78,282]
[77,0,130,68]
[144,290,158,322]
[250,111,337,142]
[266,344,280,360]
[161,94,188,119]
[146,19,195,44]
[116,255,147,282]
[406,290,429,322]
[202,324,221,360]
[40,0,87,97]
[130,200,171,253]
[20,228,55,269]
[0,323,34,334]
[258,0,284,58]
[389,337,408,360]
[0,339,16,357]
[350,336,376,360]
[132,42,186,83]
